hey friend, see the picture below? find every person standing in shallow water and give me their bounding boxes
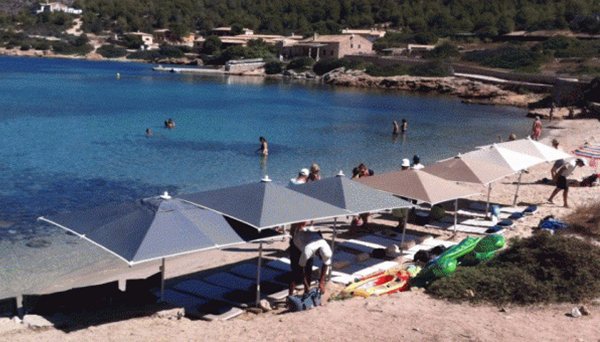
[392,120,400,135]
[257,136,269,156]
[401,119,408,133]
[531,116,542,141]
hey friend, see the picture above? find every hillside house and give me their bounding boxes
[281,33,373,61]
[36,2,82,15]
[341,28,386,42]
[125,32,157,50]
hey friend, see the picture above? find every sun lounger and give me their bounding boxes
[357,234,408,247]
[202,307,244,321]
[173,279,238,304]
[374,230,421,242]
[158,289,243,320]
[457,209,510,220]
[203,272,256,291]
[159,289,209,314]
[351,261,400,278]
[229,262,287,285]
[338,239,385,254]
[266,257,320,272]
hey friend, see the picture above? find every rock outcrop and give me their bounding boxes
[322,68,544,107]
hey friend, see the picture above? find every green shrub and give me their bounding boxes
[312,58,365,75]
[158,45,185,58]
[365,63,409,77]
[565,202,600,240]
[409,61,453,77]
[31,40,50,51]
[126,50,161,61]
[97,44,128,58]
[427,234,600,304]
[51,40,92,55]
[425,42,460,60]
[414,32,438,45]
[463,47,543,70]
[536,36,600,59]
[20,44,30,51]
[264,61,283,74]
[287,56,315,71]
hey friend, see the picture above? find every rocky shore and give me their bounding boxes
[321,68,545,108]
[0,48,546,108]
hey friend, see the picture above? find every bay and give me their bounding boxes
[0,56,529,298]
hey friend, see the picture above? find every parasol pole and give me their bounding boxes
[255,241,263,306]
[485,183,492,216]
[159,257,166,302]
[399,209,409,255]
[512,171,523,206]
[454,199,458,234]
[328,218,338,280]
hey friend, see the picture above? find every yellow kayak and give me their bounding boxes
[342,269,410,298]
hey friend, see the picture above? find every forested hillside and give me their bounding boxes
[1,0,598,37]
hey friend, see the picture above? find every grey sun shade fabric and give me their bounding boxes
[357,170,481,205]
[180,181,351,231]
[289,176,413,214]
[424,153,516,185]
[38,195,278,265]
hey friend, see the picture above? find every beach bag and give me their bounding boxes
[538,216,568,230]
[286,288,321,312]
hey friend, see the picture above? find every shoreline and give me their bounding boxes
[1,118,599,340]
[0,49,547,109]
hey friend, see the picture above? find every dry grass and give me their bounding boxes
[564,202,600,240]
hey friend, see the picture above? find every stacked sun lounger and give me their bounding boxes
[328,233,457,285]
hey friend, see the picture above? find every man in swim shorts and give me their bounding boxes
[291,223,332,295]
[548,158,587,208]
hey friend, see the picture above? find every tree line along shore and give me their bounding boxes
[0,1,599,112]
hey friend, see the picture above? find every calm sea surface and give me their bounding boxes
[0,56,529,298]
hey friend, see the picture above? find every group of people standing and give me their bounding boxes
[289,164,321,185]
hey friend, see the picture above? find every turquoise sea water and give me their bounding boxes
[0,56,529,298]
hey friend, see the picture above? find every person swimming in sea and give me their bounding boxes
[164,118,175,129]
[257,136,269,156]
[145,128,153,137]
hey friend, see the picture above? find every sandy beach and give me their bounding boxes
[1,118,599,341]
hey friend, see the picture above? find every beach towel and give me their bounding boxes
[538,216,568,230]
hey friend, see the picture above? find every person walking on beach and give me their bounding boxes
[401,119,408,133]
[548,158,587,208]
[257,136,269,156]
[531,116,542,141]
[308,163,321,182]
[392,120,400,135]
[550,139,565,181]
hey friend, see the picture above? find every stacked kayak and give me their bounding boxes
[411,235,505,287]
[342,269,410,298]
